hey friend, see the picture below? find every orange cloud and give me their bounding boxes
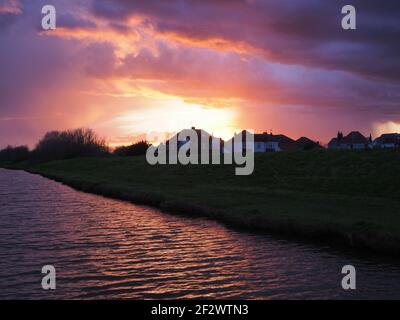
[2,0,400,148]
[0,0,21,14]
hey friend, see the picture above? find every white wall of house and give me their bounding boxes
[253,141,280,152]
[352,143,367,150]
[333,143,370,150]
[374,142,396,148]
[382,143,396,148]
[254,142,265,152]
[265,142,280,151]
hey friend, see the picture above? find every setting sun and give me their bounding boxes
[107,98,238,145]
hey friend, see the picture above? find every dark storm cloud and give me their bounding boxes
[58,12,97,30]
[91,0,400,81]
[1,0,400,147]
[0,11,18,29]
[0,0,101,147]
[0,0,21,30]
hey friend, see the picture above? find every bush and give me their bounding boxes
[303,141,322,151]
[0,145,30,162]
[31,128,109,162]
[113,141,150,157]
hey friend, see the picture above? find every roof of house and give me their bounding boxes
[163,127,223,151]
[296,137,317,145]
[328,138,338,146]
[328,131,370,147]
[341,131,369,144]
[254,133,295,143]
[374,133,400,144]
[253,133,302,151]
[296,136,322,150]
[280,141,301,151]
[380,133,400,138]
[168,127,215,143]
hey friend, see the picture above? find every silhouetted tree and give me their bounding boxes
[0,145,30,162]
[113,141,150,156]
[303,141,322,151]
[31,128,109,162]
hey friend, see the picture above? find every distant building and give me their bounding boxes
[373,133,400,149]
[253,133,301,152]
[160,127,224,158]
[328,131,372,150]
[223,130,252,154]
[296,137,322,150]
[159,128,323,155]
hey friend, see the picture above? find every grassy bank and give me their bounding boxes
[2,149,400,254]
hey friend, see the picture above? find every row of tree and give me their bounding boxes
[0,146,30,162]
[0,128,150,163]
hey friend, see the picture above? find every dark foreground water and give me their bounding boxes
[1,169,400,299]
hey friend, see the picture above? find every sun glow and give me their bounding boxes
[373,121,400,137]
[108,98,238,145]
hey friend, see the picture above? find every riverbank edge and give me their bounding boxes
[2,165,400,256]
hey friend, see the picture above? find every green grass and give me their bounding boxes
[3,149,400,254]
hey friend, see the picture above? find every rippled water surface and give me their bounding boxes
[1,168,400,299]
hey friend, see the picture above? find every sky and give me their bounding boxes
[1,0,400,148]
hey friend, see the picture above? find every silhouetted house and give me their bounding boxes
[373,133,400,149]
[223,130,252,154]
[253,132,300,152]
[296,137,322,150]
[328,131,372,150]
[163,127,224,157]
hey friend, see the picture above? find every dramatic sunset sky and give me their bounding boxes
[1,0,400,147]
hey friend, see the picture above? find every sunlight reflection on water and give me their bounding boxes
[1,168,400,299]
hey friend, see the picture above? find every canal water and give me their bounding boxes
[0,168,400,299]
